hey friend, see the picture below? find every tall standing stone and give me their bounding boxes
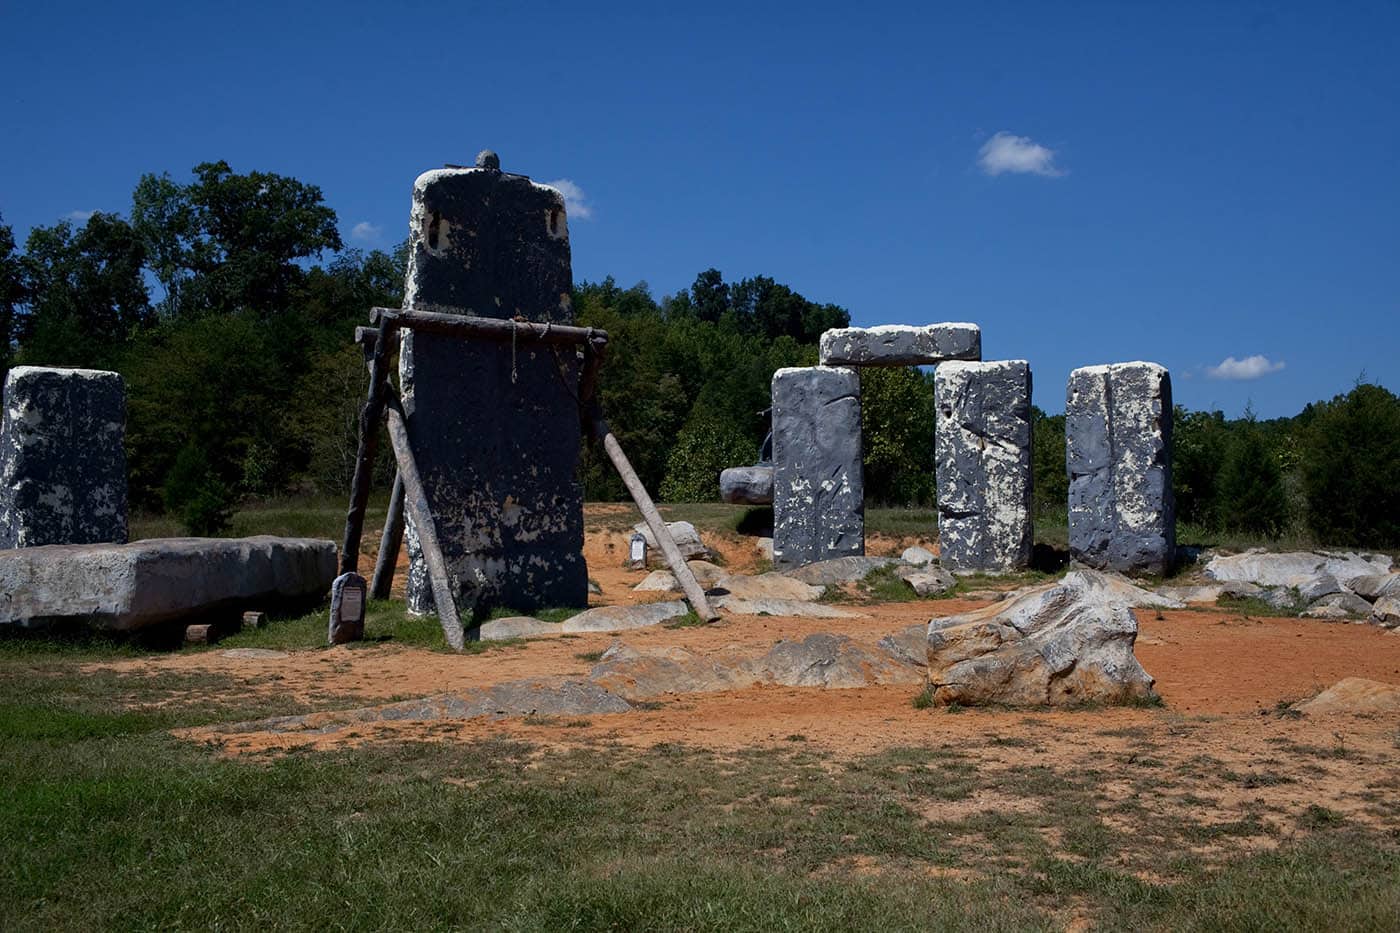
[1066,362,1174,575]
[934,361,1033,573]
[771,366,863,568]
[400,153,586,616]
[1,366,127,548]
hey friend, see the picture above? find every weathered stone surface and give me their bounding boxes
[772,366,864,568]
[901,546,935,566]
[755,537,774,561]
[632,521,710,564]
[634,570,680,592]
[1294,678,1400,715]
[1347,574,1400,602]
[934,361,1033,573]
[1,366,127,548]
[818,323,981,367]
[784,555,897,585]
[714,596,861,618]
[719,466,774,505]
[1204,550,1392,588]
[559,600,689,633]
[1297,573,1342,603]
[900,567,956,597]
[925,570,1157,706]
[633,560,730,593]
[400,161,585,618]
[1304,592,1373,618]
[1066,363,1174,575]
[0,536,336,631]
[478,616,560,641]
[1371,596,1400,627]
[1261,587,1301,611]
[710,572,824,602]
[328,572,367,645]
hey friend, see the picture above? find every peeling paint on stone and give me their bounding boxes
[772,366,863,568]
[0,367,128,548]
[934,360,1033,573]
[818,323,981,367]
[1066,363,1175,575]
[399,161,586,617]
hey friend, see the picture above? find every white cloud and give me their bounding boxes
[65,210,96,222]
[544,178,593,219]
[977,132,1064,177]
[349,221,381,243]
[1206,355,1286,380]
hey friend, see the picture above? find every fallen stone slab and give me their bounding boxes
[719,465,774,505]
[709,572,824,602]
[1347,573,1400,602]
[1205,550,1392,588]
[632,521,710,564]
[0,536,337,631]
[559,600,690,633]
[1293,678,1400,716]
[926,570,1157,707]
[477,616,560,641]
[784,555,897,585]
[714,596,862,618]
[818,323,981,367]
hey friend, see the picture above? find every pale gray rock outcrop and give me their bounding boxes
[559,600,689,633]
[925,570,1157,706]
[1297,574,1342,603]
[709,572,824,602]
[719,465,774,505]
[784,555,897,585]
[1066,363,1174,575]
[818,323,981,367]
[0,536,336,631]
[478,616,560,641]
[1,366,128,548]
[1371,596,1400,627]
[1347,574,1400,602]
[934,361,1033,573]
[1204,550,1392,588]
[771,366,864,568]
[1302,592,1373,619]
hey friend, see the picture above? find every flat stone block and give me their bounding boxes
[818,323,981,367]
[1,366,128,548]
[1067,363,1174,575]
[0,536,337,631]
[934,360,1033,573]
[771,366,863,569]
[719,465,774,505]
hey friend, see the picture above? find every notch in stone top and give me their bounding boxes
[475,149,501,171]
[819,323,981,367]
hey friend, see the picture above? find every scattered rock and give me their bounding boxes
[900,567,956,597]
[478,616,560,641]
[1156,584,1224,604]
[633,561,741,593]
[685,560,731,588]
[714,596,861,618]
[710,572,824,602]
[1204,550,1392,588]
[1297,573,1342,603]
[632,521,709,563]
[1304,592,1373,619]
[755,537,774,561]
[1293,678,1400,715]
[925,570,1157,706]
[901,546,935,566]
[1261,587,1300,611]
[1300,604,1350,621]
[1347,573,1400,602]
[1371,595,1400,627]
[587,580,602,596]
[1030,571,1183,610]
[633,570,679,592]
[784,555,897,585]
[719,465,774,505]
[219,648,289,660]
[559,601,690,633]
[1221,581,1264,598]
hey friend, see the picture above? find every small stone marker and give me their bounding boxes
[626,532,648,569]
[1066,363,1175,575]
[771,366,864,569]
[934,361,1033,573]
[241,611,267,631]
[184,623,215,646]
[328,572,367,645]
[0,366,128,548]
[818,323,981,367]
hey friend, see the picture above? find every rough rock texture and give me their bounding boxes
[1348,574,1400,602]
[714,596,861,618]
[934,361,1033,573]
[1371,596,1400,627]
[719,466,774,505]
[1204,550,1392,588]
[633,560,729,593]
[477,616,560,641]
[559,600,689,633]
[710,572,824,602]
[899,567,956,597]
[0,536,336,631]
[1293,678,1400,715]
[784,555,897,585]
[1,367,128,548]
[925,570,1157,706]
[1155,581,1261,604]
[1297,574,1342,603]
[772,366,864,568]
[632,521,710,564]
[1066,363,1174,575]
[818,323,981,367]
[1303,592,1373,618]
[400,161,585,618]
[901,546,935,566]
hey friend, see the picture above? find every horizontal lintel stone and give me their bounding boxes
[818,323,981,367]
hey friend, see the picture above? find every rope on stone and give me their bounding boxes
[510,318,518,384]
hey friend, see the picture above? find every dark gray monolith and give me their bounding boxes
[771,366,863,568]
[1066,363,1175,575]
[0,366,127,548]
[400,154,586,617]
[934,360,1033,573]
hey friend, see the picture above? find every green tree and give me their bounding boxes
[1031,407,1068,520]
[1299,382,1400,547]
[659,414,755,502]
[0,214,26,383]
[1172,406,1229,528]
[860,367,936,505]
[1215,414,1289,537]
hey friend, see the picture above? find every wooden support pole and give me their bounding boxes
[369,472,406,600]
[370,307,608,347]
[382,392,467,650]
[339,317,395,576]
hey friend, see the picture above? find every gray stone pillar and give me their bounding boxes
[771,366,863,568]
[0,366,128,548]
[934,361,1033,573]
[1066,362,1174,575]
[400,152,586,616]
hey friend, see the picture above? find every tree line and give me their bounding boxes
[1,163,1395,548]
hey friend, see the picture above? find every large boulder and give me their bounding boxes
[1205,550,1392,588]
[1348,573,1400,602]
[1371,596,1400,627]
[1293,678,1400,715]
[559,600,690,633]
[709,572,824,602]
[925,570,1157,706]
[0,536,336,631]
[719,466,774,505]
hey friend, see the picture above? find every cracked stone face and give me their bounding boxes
[818,323,981,367]
[400,166,586,616]
[0,366,128,548]
[1066,363,1174,575]
[934,360,1033,573]
[771,366,864,568]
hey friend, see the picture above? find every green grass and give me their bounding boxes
[861,565,920,602]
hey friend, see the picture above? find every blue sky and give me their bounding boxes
[2,1,1396,417]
